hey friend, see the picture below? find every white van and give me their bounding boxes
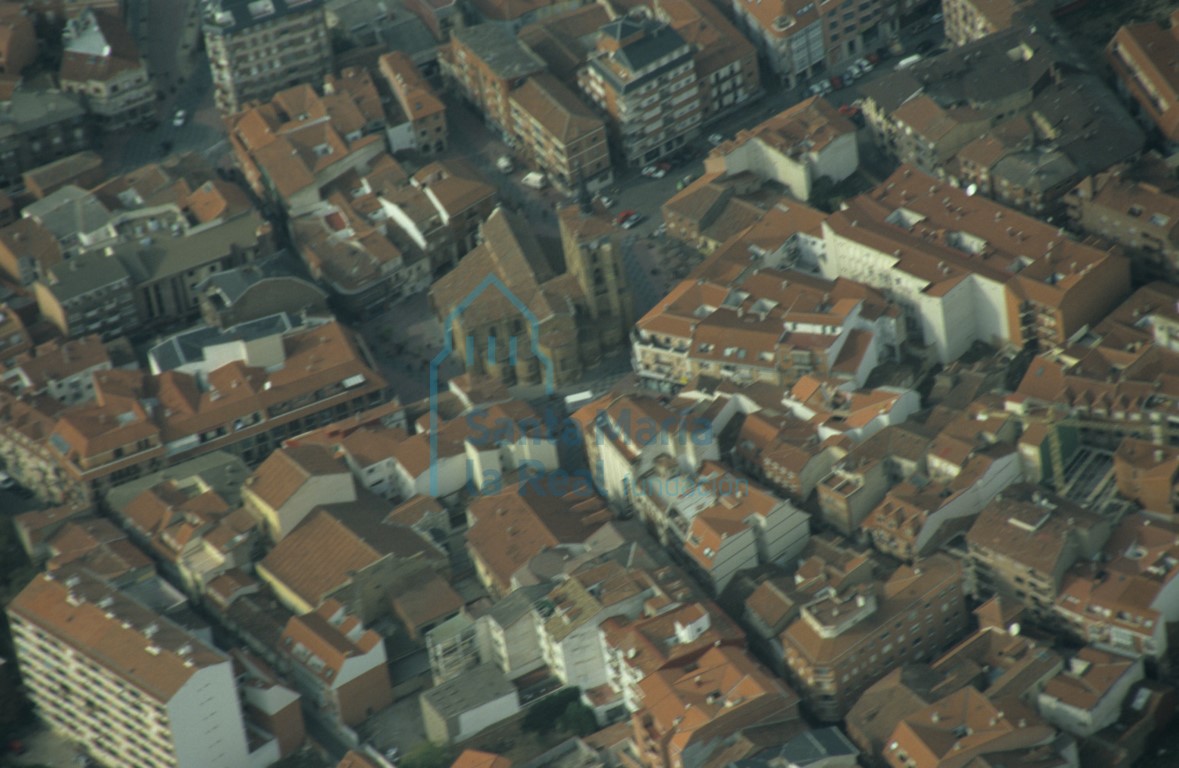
[897,54,923,70]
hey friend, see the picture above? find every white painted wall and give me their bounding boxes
[169,662,253,768]
[455,691,521,741]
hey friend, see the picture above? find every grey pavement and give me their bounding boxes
[364,696,428,757]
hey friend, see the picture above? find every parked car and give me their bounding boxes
[931,12,943,23]
[621,212,644,229]
[641,165,667,179]
[171,109,187,127]
[597,194,615,208]
[0,471,15,490]
[829,75,845,90]
[856,57,874,72]
[867,51,882,65]
[708,132,725,146]
[915,39,935,54]
[656,161,672,173]
[615,209,638,225]
[838,104,861,117]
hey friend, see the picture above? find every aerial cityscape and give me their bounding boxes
[1,0,1179,767]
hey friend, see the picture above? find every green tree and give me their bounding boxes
[556,702,598,737]
[521,688,581,734]
[400,741,450,768]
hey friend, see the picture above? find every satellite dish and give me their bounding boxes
[965,184,978,196]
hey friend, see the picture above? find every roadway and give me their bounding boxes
[110,0,225,171]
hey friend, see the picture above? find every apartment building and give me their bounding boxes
[446,24,546,136]
[573,389,727,511]
[259,499,448,621]
[2,335,114,405]
[0,318,387,504]
[885,687,1066,768]
[601,600,745,714]
[7,567,285,768]
[242,443,355,541]
[578,18,702,167]
[34,210,274,339]
[464,479,613,597]
[627,645,800,768]
[821,165,1131,362]
[707,95,859,202]
[1066,165,1179,282]
[0,304,32,366]
[861,31,1143,215]
[1107,10,1179,145]
[378,51,448,155]
[279,600,394,727]
[59,10,154,130]
[634,462,811,594]
[656,0,760,122]
[534,560,658,698]
[294,191,431,318]
[1037,648,1144,738]
[966,485,1111,622]
[1054,514,1179,663]
[942,0,1036,48]
[633,258,900,389]
[0,6,35,76]
[1114,438,1179,518]
[732,0,898,87]
[202,0,332,114]
[0,88,92,190]
[227,80,386,216]
[508,72,611,190]
[780,553,969,721]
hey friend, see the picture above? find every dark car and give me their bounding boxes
[829,75,845,90]
[915,39,935,54]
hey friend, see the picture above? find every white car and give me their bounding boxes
[621,212,644,229]
[856,57,874,73]
[0,471,15,490]
[597,194,615,208]
[172,109,187,127]
[641,165,667,179]
[708,132,725,146]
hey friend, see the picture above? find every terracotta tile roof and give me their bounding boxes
[465,480,612,593]
[337,750,383,768]
[509,72,603,144]
[724,95,856,157]
[888,688,1054,768]
[281,599,383,685]
[782,555,960,667]
[59,10,144,84]
[379,51,445,122]
[965,485,1105,579]
[450,750,513,768]
[636,645,798,759]
[389,568,464,631]
[7,334,110,391]
[260,499,446,607]
[244,444,350,510]
[8,566,229,703]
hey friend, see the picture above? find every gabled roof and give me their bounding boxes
[260,498,446,606]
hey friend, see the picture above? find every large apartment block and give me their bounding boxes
[7,567,285,768]
[780,553,969,721]
[202,0,332,114]
[578,18,703,167]
[732,0,898,88]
